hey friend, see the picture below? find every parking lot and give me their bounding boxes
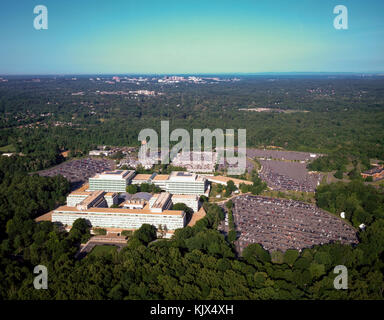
[232,194,358,253]
[218,148,322,174]
[247,148,321,162]
[259,160,321,192]
[38,158,115,188]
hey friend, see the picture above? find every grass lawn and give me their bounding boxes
[89,245,117,257]
[371,179,384,187]
[0,144,16,153]
[262,189,316,204]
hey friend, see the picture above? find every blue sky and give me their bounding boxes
[1,0,383,74]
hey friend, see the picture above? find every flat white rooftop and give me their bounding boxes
[93,170,135,180]
[168,171,204,182]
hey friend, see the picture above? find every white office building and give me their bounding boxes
[150,172,207,195]
[165,171,207,195]
[52,206,186,231]
[52,187,186,233]
[131,173,156,185]
[171,194,200,212]
[66,192,90,207]
[89,170,135,192]
[148,193,173,213]
[104,192,118,207]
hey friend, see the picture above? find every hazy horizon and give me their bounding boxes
[2,72,384,77]
[1,0,384,74]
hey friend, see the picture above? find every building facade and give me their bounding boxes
[162,172,207,195]
[52,206,186,231]
[171,194,200,212]
[89,170,135,192]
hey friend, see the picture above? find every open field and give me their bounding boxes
[89,245,118,257]
[0,144,16,153]
[208,183,230,202]
[261,189,315,204]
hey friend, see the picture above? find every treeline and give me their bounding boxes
[308,152,349,172]
[0,151,64,175]
[0,172,69,242]
[308,151,371,173]
[126,183,161,194]
[239,171,267,195]
[316,180,384,228]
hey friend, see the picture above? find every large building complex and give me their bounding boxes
[87,168,209,196]
[52,190,186,235]
[49,169,209,237]
[89,170,135,192]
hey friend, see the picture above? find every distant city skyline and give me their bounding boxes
[1,0,384,74]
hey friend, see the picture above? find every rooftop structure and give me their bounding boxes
[149,192,172,213]
[104,192,118,207]
[152,174,170,181]
[118,192,153,202]
[122,199,146,209]
[131,173,155,185]
[361,166,384,181]
[149,192,200,212]
[76,190,106,210]
[169,171,197,181]
[66,190,117,209]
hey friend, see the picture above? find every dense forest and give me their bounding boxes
[0,75,384,171]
